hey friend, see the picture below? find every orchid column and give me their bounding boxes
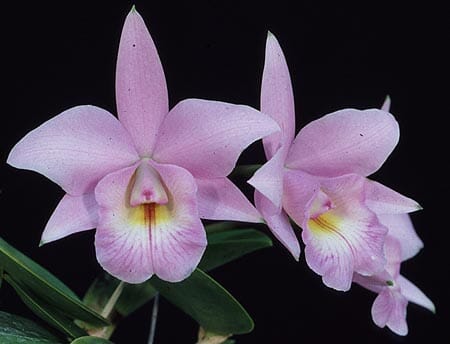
[7,8,279,284]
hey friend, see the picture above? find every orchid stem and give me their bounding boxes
[147,293,160,344]
[101,281,125,319]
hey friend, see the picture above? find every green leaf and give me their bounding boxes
[199,228,272,271]
[0,265,4,289]
[204,222,241,234]
[0,310,63,343]
[70,336,114,344]
[0,236,109,327]
[4,274,87,339]
[151,269,253,335]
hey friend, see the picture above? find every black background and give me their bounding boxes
[1,1,448,343]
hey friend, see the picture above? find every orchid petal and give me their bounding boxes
[196,177,262,223]
[321,175,388,274]
[379,214,423,261]
[352,270,394,294]
[303,227,354,291]
[364,179,421,214]
[248,148,287,210]
[302,175,387,291]
[116,8,168,156]
[372,289,408,336]
[371,289,393,328]
[286,109,399,177]
[7,105,139,195]
[398,275,435,313]
[150,163,207,282]
[261,32,295,159]
[40,193,98,245]
[381,95,391,112]
[282,169,320,226]
[94,163,206,283]
[153,99,279,178]
[255,191,300,260]
[94,164,154,283]
[383,235,402,279]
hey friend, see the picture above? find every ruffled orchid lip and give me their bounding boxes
[300,175,388,291]
[95,162,207,283]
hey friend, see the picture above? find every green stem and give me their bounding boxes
[101,281,125,319]
[147,293,160,344]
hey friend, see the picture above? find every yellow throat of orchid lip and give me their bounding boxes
[128,203,171,228]
[308,211,342,236]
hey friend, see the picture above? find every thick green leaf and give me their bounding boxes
[151,269,253,335]
[0,236,109,327]
[199,228,272,271]
[4,274,87,339]
[0,310,62,343]
[70,336,114,344]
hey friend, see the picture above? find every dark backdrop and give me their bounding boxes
[1,1,448,343]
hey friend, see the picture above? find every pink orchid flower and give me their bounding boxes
[7,8,279,283]
[353,216,435,335]
[248,32,421,291]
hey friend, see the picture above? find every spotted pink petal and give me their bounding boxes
[378,214,423,261]
[286,109,399,177]
[196,177,262,223]
[255,191,300,260]
[248,148,287,211]
[94,162,206,283]
[372,289,408,336]
[7,105,139,195]
[116,8,168,156]
[40,193,98,245]
[302,175,387,291]
[153,98,279,178]
[261,32,295,159]
[364,179,421,214]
